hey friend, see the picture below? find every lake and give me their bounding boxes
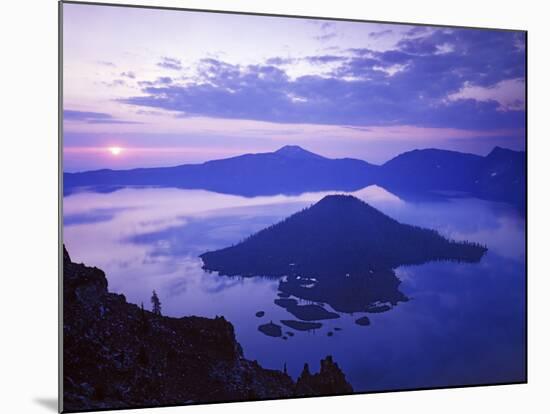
[63,184,526,392]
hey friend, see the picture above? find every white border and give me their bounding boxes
[2,1,548,413]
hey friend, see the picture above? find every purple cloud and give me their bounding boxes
[316,32,336,42]
[157,76,173,84]
[369,29,393,39]
[305,55,346,64]
[157,56,182,70]
[266,57,297,65]
[64,110,111,120]
[119,29,524,130]
[63,110,142,124]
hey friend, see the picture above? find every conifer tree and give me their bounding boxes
[151,290,162,316]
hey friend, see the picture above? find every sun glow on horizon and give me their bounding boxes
[108,146,123,156]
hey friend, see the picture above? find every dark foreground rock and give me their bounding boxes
[296,356,354,397]
[63,246,353,411]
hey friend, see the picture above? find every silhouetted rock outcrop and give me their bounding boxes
[63,246,352,411]
[295,356,353,396]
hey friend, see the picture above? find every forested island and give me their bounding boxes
[200,195,487,279]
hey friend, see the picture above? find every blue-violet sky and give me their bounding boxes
[63,3,526,172]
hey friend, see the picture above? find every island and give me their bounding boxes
[200,195,487,321]
[200,194,487,278]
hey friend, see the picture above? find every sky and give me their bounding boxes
[62,3,526,172]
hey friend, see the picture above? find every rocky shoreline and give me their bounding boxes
[63,246,353,411]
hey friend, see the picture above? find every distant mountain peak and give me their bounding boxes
[274,145,325,159]
[276,145,307,153]
[488,146,507,155]
[488,146,524,157]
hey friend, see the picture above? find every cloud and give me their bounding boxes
[305,55,346,64]
[369,29,393,39]
[435,43,455,54]
[266,57,296,65]
[64,110,111,121]
[120,71,136,79]
[315,32,336,42]
[447,78,525,111]
[157,76,173,84]
[157,56,182,70]
[87,119,143,124]
[372,63,409,77]
[314,21,337,42]
[64,110,142,124]
[119,29,524,130]
[405,26,430,36]
[103,79,126,88]
[97,60,116,67]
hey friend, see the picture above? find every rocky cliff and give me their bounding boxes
[62,246,353,411]
[296,356,354,396]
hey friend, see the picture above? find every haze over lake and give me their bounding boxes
[64,184,525,391]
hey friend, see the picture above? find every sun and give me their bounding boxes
[108,146,122,156]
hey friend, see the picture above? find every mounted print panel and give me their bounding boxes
[60,1,526,412]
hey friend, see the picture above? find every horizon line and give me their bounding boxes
[63,144,524,174]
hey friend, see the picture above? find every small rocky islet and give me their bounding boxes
[258,321,283,337]
[274,298,339,321]
[355,316,371,326]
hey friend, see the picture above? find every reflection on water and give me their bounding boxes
[278,270,407,315]
[63,184,525,391]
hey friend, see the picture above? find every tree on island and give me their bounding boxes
[151,290,162,316]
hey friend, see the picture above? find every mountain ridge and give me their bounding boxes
[64,145,525,207]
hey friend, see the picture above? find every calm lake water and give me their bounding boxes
[63,185,526,392]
